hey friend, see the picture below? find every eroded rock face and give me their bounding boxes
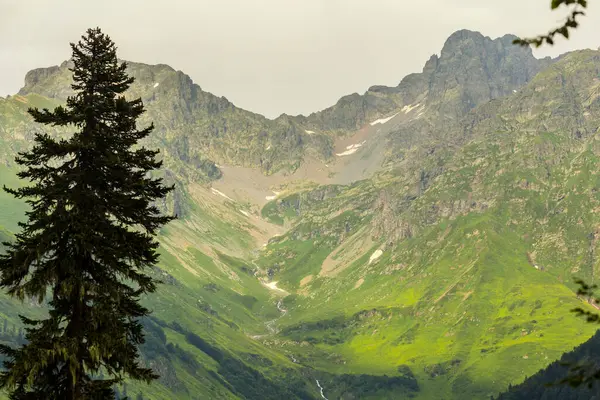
[22,66,60,90]
[426,30,550,117]
[371,190,414,246]
[20,65,71,100]
[10,29,550,184]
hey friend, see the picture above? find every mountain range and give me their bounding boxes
[1,29,600,399]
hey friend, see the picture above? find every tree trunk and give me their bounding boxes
[66,281,85,400]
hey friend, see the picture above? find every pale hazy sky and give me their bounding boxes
[1,0,599,118]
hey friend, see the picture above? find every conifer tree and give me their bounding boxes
[0,27,174,399]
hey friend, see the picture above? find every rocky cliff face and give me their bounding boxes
[428,31,548,115]
[312,30,552,135]
[15,59,332,176]
[11,30,550,179]
[370,190,414,247]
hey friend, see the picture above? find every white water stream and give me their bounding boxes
[316,380,328,400]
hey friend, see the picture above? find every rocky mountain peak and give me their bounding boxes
[439,29,486,56]
[422,29,549,116]
[422,54,439,74]
[19,65,66,99]
[22,66,61,89]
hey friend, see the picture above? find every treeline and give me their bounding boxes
[148,317,317,399]
[0,318,26,345]
[317,369,420,399]
[0,312,317,399]
[496,331,600,399]
[113,384,146,400]
[132,315,421,399]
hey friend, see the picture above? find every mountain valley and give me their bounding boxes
[1,29,600,399]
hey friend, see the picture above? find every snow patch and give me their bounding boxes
[265,191,281,201]
[513,89,517,93]
[265,191,280,201]
[239,210,250,217]
[336,148,359,156]
[305,130,315,134]
[266,145,271,150]
[346,141,366,150]
[336,141,366,157]
[262,280,286,293]
[370,113,398,126]
[369,249,383,264]
[211,188,233,201]
[402,103,420,114]
[336,148,359,157]
[153,82,159,88]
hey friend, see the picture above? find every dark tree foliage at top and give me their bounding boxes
[514,0,588,47]
[496,330,600,399]
[0,27,174,399]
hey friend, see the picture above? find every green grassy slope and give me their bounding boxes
[0,31,599,400]
[250,49,600,399]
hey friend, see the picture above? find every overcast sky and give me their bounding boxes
[1,0,599,118]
